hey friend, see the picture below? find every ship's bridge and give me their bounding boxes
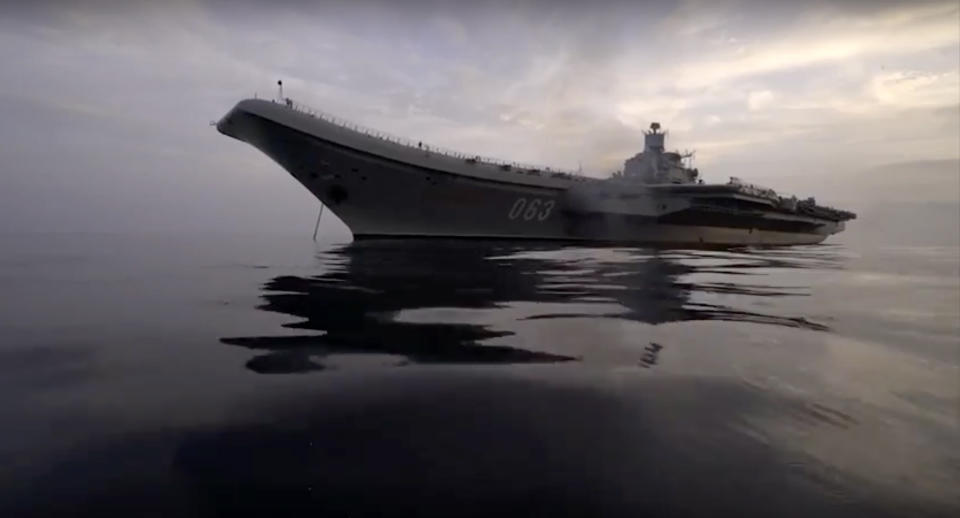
[622,123,699,185]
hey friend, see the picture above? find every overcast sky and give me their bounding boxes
[1,0,957,235]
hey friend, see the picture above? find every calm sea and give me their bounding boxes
[0,230,957,516]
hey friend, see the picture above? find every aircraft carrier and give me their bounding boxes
[216,95,856,246]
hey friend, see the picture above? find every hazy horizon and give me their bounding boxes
[1,0,957,236]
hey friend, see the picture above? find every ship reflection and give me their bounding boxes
[220,241,841,373]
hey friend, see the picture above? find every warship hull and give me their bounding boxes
[217,99,844,246]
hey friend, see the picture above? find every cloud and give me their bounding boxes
[667,2,959,90]
[747,90,775,111]
[871,71,960,108]
[0,0,957,234]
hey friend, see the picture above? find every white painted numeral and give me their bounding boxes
[523,199,541,220]
[508,198,527,220]
[508,197,554,221]
[538,200,555,221]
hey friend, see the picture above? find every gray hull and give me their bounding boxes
[217,100,839,246]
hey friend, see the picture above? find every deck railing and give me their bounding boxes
[255,94,585,180]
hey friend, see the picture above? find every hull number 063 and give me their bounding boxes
[508,197,555,221]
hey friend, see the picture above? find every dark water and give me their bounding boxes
[0,233,957,517]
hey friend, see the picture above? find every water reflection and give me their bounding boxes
[221,241,843,373]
